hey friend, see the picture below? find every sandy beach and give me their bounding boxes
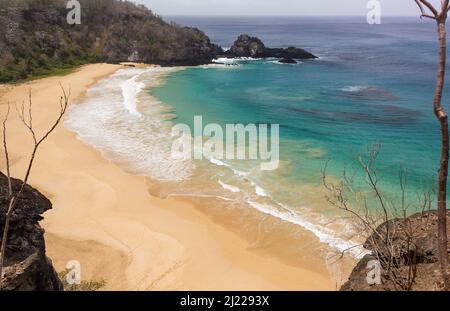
[0,64,336,291]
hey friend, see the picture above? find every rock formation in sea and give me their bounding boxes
[226,34,266,58]
[224,34,317,60]
[341,211,450,291]
[278,58,298,64]
[0,172,63,291]
[0,1,317,82]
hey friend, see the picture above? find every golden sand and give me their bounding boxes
[0,64,338,290]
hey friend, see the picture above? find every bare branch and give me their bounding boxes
[0,86,70,279]
[443,0,450,13]
[2,103,11,197]
[322,142,439,290]
[420,0,439,16]
[422,13,438,20]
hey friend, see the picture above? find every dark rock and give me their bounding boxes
[278,58,297,64]
[0,1,315,83]
[0,172,63,291]
[224,34,317,60]
[0,0,224,82]
[341,211,450,291]
[265,47,317,59]
[227,34,266,58]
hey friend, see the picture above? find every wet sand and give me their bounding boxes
[0,64,338,290]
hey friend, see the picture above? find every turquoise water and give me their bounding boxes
[148,17,448,251]
[62,16,449,257]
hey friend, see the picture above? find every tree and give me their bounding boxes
[0,85,69,279]
[323,143,436,290]
[414,0,449,290]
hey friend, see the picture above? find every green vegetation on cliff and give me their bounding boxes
[0,0,221,82]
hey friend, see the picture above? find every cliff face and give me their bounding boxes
[0,173,63,291]
[0,1,318,82]
[0,0,222,82]
[341,212,450,291]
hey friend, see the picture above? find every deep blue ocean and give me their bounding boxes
[146,16,448,250]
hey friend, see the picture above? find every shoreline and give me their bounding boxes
[0,63,339,290]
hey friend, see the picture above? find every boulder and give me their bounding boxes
[265,47,317,59]
[341,211,450,291]
[224,34,317,60]
[227,34,266,58]
[278,58,297,64]
[0,173,63,291]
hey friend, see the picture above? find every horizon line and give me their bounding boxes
[162,14,425,18]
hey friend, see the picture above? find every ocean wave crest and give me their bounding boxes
[65,67,194,182]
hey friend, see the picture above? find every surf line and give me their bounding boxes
[171,116,280,171]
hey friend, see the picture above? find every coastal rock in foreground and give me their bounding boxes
[341,212,450,291]
[224,34,317,60]
[0,173,62,291]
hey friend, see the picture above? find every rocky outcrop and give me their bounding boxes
[224,34,317,60]
[278,58,297,64]
[265,46,317,60]
[0,0,223,82]
[0,1,318,82]
[227,34,266,58]
[0,173,63,291]
[341,212,450,291]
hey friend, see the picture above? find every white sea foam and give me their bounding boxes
[251,181,269,197]
[246,200,369,258]
[218,180,241,193]
[66,66,367,260]
[341,85,368,92]
[200,63,241,69]
[209,157,230,167]
[208,157,249,177]
[208,156,366,258]
[122,74,145,116]
[212,57,258,65]
[246,176,365,257]
[65,67,194,182]
[212,58,239,65]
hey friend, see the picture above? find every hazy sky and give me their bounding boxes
[138,0,423,16]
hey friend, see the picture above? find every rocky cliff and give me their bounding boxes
[0,172,62,291]
[341,212,450,291]
[0,1,318,82]
[0,0,222,82]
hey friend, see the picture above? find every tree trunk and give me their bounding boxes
[435,19,449,290]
